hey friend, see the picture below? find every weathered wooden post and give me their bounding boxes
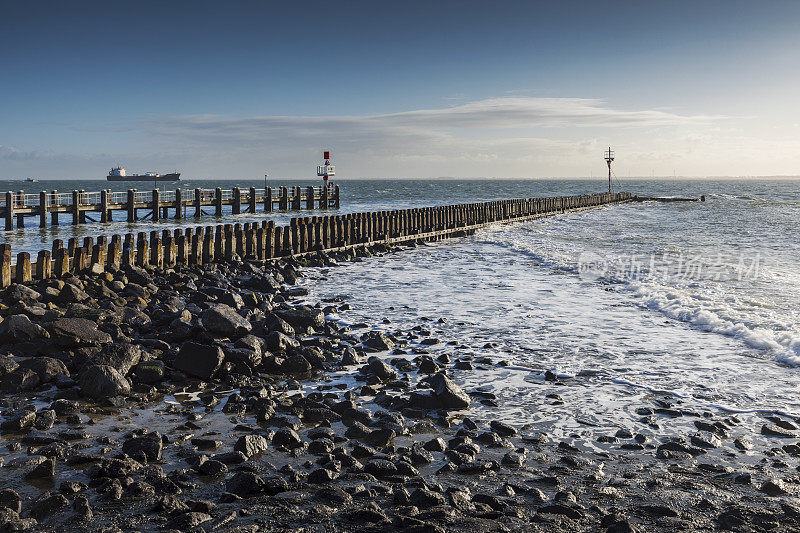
[232,187,241,215]
[152,189,160,221]
[14,191,23,229]
[224,225,234,261]
[334,185,340,209]
[321,185,328,210]
[265,222,275,259]
[127,189,136,222]
[194,188,202,217]
[53,247,69,278]
[279,187,288,210]
[122,234,135,266]
[215,188,223,217]
[248,186,257,214]
[136,233,149,267]
[306,186,314,209]
[50,190,59,226]
[35,250,51,280]
[0,244,11,287]
[14,252,31,283]
[70,190,81,225]
[78,190,87,224]
[274,224,283,257]
[108,237,121,270]
[173,188,182,219]
[189,234,201,265]
[150,235,163,269]
[3,192,14,231]
[73,246,86,273]
[100,189,109,223]
[202,232,214,264]
[282,226,292,256]
[265,187,273,212]
[39,191,47,228]
[292,186,302,210]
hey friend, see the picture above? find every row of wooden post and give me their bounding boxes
[3,185,340,230]
[0,192,631,287]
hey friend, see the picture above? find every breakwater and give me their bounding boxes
[1,184,340,230]
[0,192,631,287]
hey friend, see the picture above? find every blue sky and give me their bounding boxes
[2,1,799,179]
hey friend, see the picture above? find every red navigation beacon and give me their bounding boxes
[317,150,335,185]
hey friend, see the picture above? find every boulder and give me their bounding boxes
[281,354,312,374]
[50,318,112,348]
[234,434,270,458]
[362,331,395,352]
[17,357,69,384]
[122,432,162,462]
[429,373,471,409]
[120,307,152,330]
[173,342,225,379]
[367,356,397,381]
[132,361,164,383]
[265,331,299,354]
[274,306,324,331]
[0,315,49,344]
[6,284,41,303]
[90,343,143,375]
[226,472,263,497]
[201,304,252,337]
[266,314,295,337]
[78,365,130,399]
[1,369,40,393]
[56,284,89,305]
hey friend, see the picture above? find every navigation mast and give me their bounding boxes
[604,147,615,193]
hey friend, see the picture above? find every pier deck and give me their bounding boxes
[1,185,340,230]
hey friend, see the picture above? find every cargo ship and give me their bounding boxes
[107,167,180,182]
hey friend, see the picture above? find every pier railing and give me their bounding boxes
[0,192,631,286]
[1,185,340,230]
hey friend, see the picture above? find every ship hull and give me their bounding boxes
[107,173,180,182]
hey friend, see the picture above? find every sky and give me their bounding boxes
[1,0,800,180]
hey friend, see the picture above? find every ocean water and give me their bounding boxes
[3,178,799,438]
[292,178,799,441]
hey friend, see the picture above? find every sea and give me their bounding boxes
[2,178,799,441]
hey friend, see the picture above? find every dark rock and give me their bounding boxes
[202,304,252,337]
[0,315,49,343]
[490,420,516,437]
[364,428,395,448]
[1,368,40,393]
[761,478,788,496]
[50,318,111,348]
[234,434,270,458]
[272,428,302,449]
[198,459,228,477]
[1,407,36,431]
[410,487,446,508]
[173,342,224,379]
[275,306,324,331]
[225,472,263,497]
[265,331,299,353]
[90,343,143,375]
[122,432,162,461]
[0,489,22,514]
[362,332,395,352]
[25,458,55,480]
[78,365,130,399]
[308,468,337,484]
[281,354,312,374]
[132,361,164,383]
[367,356,396,381]
[17,357,68,384]
[166,512,212,529]
[29,492,69,520]
[762,424,795,438]
[429,373,470,409]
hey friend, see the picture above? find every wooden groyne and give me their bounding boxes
[0,192,631,287]
[1,185,340,230]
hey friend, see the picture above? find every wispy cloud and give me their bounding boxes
[141,97,719,148]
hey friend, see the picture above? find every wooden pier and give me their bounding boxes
[0,192,631,286]
[1,185,340,230]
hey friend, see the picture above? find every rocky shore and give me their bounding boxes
[0,243,798,532]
